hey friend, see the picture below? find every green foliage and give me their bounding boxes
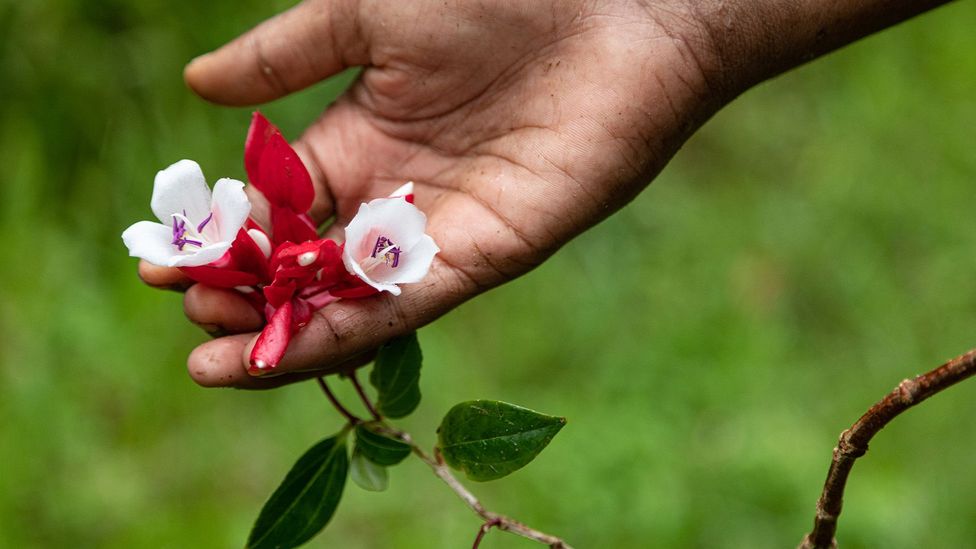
[355,423,411,466]
[370,332,423,418]
[247,435,349,549]
[438,400,566,482]
[349,450,388,493]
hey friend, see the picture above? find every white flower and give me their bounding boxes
[122,159,251,267]
[342,193,439,296]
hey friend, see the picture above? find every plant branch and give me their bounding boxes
[349,371,382,421]
[472,518,502,549]
[399,432,574,549]
[799,348,976,549]
[315,376,362,425]
[324,372,572,547]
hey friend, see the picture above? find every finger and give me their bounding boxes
[138,260,192,292]
[183,284,264,337]
[184,0,369,106]
[188,334,375,390]
[247,260,475,375]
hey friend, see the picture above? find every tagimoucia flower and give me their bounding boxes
[342,183,440,296]
[122,160,251,267]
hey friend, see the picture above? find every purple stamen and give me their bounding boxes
[171,212,208,251]
[371,236,401,268]
[171,218,188,249]
[196,212,214,233]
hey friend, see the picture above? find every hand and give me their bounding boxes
[137,0,715,388]
[140,0,945,388]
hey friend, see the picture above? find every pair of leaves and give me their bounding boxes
[438,400,566,482]
[247,435,348,549]
[347,332,421,493]
[350,423,412,492]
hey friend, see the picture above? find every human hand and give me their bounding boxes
[141,0,944,388]
[136,0,716,388]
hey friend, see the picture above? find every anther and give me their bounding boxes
[297,251,318,266]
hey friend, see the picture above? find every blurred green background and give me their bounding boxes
[3,1,976,547]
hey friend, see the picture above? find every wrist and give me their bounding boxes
[683,0,953,98]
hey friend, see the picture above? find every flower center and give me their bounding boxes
[370,236,400,268]
[359,235,402,274]
[171,210,213,251]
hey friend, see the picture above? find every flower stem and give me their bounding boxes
[315,376,361,425]
[349,371,382,421]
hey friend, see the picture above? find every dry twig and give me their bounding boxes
[799,349,976,548]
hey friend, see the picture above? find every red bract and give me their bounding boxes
[244,112,318,245]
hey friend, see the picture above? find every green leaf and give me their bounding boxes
[369,332,422,418]
[247,435,349,549]
[350,450,388,492]
[355,423,411,466]
[437,400,566,482]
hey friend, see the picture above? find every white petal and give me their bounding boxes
[343,202,375,259]
[166,242,232,267]
[151,160,212,225]
[210,178,251,242]
[344,198,429,261]
[122,221,179,266]
[389,181,414,198]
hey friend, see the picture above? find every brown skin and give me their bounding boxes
[141,0,950,388]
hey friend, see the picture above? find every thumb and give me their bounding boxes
[184,0,368,106]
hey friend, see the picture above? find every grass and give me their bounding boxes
[2,1,975,547]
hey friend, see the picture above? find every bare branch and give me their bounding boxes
[400,432,574,549]
[799,348,976,548]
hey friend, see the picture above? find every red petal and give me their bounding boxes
[244,112,314,214]
[244,112,272,184]
[228,229,271,283]
[180,266,260,288]
[330,275,380,299]
[249,299,294,373]
[291,298,312,330]
[271,206,318,246]
[263,280,297,309]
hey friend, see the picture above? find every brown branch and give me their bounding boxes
[799,348,976,549]
[472,518,502,549]
[399,433,575,549]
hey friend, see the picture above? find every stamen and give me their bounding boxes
[297,251,318,267]
[170,214,205,251]
[370,236,401,268]
[196,212,214,233]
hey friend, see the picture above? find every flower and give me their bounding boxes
[342,186,439,296]
[122,160,251,267]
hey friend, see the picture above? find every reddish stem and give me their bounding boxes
[316,377,361,425]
